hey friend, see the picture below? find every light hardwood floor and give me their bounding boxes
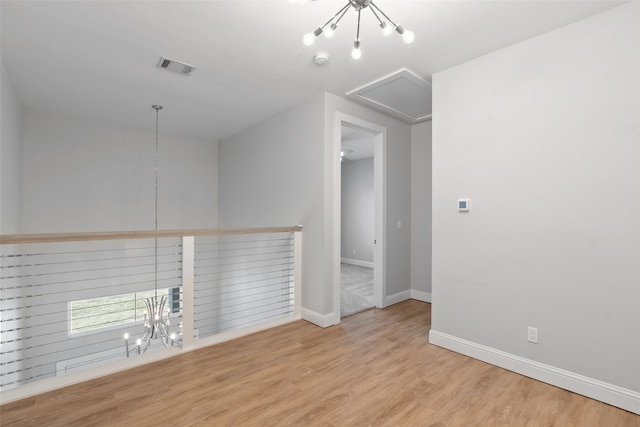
[1,300,638,426]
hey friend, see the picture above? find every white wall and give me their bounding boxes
[22,109,218,233]
[0,59,24,388]
[0,60,23,234]
[341,157,374,264]
[410,121,432,298]
[218,93,328,314]
[431,1,639,411]
[219,92,413,321]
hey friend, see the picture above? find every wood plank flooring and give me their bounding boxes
[1,300,638,426]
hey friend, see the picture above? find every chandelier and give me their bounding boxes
[302,0,414,60]
[123,105,182,357]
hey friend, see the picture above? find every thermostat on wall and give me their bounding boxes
[458,198,470,212]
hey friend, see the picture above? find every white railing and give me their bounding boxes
[0,227,302,403]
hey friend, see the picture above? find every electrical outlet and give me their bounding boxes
[527,327,538,344]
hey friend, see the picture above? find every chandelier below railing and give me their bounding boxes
[300,0,414,60]
[124,295,182,356]
[123,105,182,357]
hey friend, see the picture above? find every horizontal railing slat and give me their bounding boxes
[0,226,302,245]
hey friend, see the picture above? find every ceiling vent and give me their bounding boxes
[157,57,196,76]
[346,68,432,124]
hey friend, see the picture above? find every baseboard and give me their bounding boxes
[301,307,336,328]
[428,330,640,415]
[384,290,431,306]
[410,290,432,303]
[384,290,411,307]
[341,257,374,268]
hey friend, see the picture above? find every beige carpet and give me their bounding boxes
[341,263,374,317]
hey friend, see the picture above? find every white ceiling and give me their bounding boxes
[0,0,624,141]
[341,125,375,161]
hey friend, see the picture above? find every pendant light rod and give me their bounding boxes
[152,105,162,300]
[152,104,162,235]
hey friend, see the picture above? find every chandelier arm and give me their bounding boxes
[159,296,167,316]
[158,326,169,347]
[141,327,150,343]
[332,3,351,30]
[321,2,351,30]
[144,297,153,324]
[135,328,151,354]
[158,323,172,347]
[355,8,361,42]
[368,5,384,26]
[369,1,399,28]
[143,334,152,353]
[302,0,413,56]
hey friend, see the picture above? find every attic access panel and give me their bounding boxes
[346,68,432,124]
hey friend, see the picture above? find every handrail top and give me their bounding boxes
[0,226,302,245]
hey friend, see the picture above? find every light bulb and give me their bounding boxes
[380,22,393,36]
[352,39,362,60]
[136,338,142,346]
[303,33,315,46]
[170,333,176,340]
[324,27,334,38]
[402,30,415,44]
[123,333,129,340]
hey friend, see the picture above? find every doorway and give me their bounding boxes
[333,113,386,323]
[340,125,375,317]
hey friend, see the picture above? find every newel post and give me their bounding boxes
[181,236,195,350]
[294,230,302,318]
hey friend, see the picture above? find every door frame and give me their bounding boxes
[333,112,387,324]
